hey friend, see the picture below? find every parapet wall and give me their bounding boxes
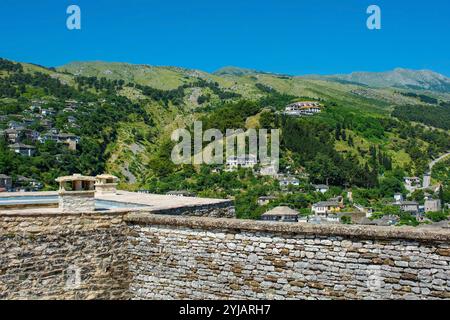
[150,201,235,218]
[1,207,449,300]
[0,212,130,300]
[125,214,450,300]
[0,200,234,300]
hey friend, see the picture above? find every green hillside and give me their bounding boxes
[1,57,450,220]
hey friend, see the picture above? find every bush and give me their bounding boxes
[425,211,449,222]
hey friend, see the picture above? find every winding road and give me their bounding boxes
[421,151,450,189]
[428,152,450,173]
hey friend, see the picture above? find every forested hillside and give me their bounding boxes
[1,58,449,220]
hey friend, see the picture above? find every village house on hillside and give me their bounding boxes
[278,175,300,188]
[312,200,341,215]
[226,155,257,170]
[15,176,42,191]
[314,184,330,194]
[258,164,278,177]
[404,176,421,193]
[40,108,56,117]
[392,200,420,214]
[261,206,299,223]
[38,132,80,151]
[257,196,277,206]
[2,128,40,143]
[425,199,442,213]
[9,143,36,157]
[284,101,322,117]
[0,174,12,191]
[7,120,25,130]
[166,190,196,197]
[65,100,80,109]
[40,119,53,129]
[394,193,404,202]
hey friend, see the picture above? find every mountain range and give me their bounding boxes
[60,62,450,94]
[312,68,450,93]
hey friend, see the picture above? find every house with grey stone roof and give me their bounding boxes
[0,174,12,190]
[261,206,299,222]
[9,143,36,157]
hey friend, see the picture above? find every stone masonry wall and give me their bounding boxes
[0,201,234,300]
[0,212,130,300]
[59,192,95,213]
[1,207,450,300]
[151,201,235,218]
[126,214,450,300]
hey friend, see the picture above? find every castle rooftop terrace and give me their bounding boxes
[0,190,233,216]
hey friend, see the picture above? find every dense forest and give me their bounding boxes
[392,104,450,130]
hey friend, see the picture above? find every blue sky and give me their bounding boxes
[0,0,449,76]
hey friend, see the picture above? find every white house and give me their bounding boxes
[314,184,329,194]
[9,143,36,157]
[425,199,441,213]
[259,164,278,177]
[257,196,277,206]
[404,176,421,193]
[166,190,196,197]
[404,177,421,186]
[284,101,322,117]
[311,201,341,215]
[278,175,300,188]
[226,155,257,169]
[41,108,55,117]
[392,201,419,214]
[394,193,404,203]
[261,206,299,223]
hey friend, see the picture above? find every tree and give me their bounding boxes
[259,111,275,129]
[340,216,352,224]
[306,154,337,185]
[348,135,354,147]
[335,123,341,141]
[439,185,445,205]
[379,176,405,198]
[425,211,449,222]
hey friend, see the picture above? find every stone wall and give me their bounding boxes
[0,200,234,300]
[1,208,450,300]
[125,214,450,300]
[151,201,235,218]
[0,212,130,300]
[59,192,95,213]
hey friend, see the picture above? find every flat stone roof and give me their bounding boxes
[0,190,232,216]
[0,191,58,198]
[100,191,231,210]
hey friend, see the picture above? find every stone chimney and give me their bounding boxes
[95,174,119,196]
[55,174,96,213]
